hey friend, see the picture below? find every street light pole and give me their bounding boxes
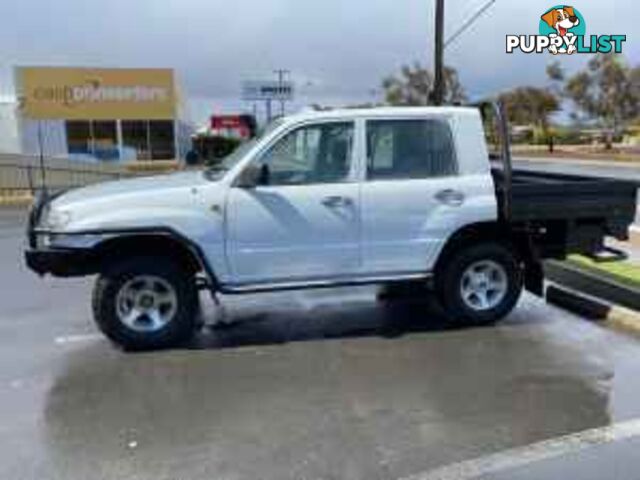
[433,0,445,106]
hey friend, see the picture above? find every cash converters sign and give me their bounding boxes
[17,67,176,120]
[506,5,626,55]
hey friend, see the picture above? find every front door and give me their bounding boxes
[226,121,360,285]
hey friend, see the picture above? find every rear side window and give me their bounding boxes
[366,119,457,180]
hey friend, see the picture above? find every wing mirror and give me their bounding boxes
[236,163,270,188]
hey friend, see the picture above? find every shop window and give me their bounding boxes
[65,120,119,161]
[66,121,91,155]
[92,121,118,160]
[65,120,175,162]
[149,121,175,160]
[121,120,175,160]
[122,121,150,160]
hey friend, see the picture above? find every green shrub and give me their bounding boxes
[202,136,243,166]
[551,127,588,145]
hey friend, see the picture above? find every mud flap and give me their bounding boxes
[524,260,544,297]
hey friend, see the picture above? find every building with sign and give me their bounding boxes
[242,79,294,122]
[12,66,192,162]
[241,80,294,102]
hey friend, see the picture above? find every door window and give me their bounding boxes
[258,122,354,185]
[366,119,457,180]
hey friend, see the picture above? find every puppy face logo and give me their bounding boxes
[541,7,579,36]
[539,5,585,54]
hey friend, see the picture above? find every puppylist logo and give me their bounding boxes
[506,5,626,55]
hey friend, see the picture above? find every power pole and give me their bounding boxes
[433,0,445,106]
[266,99,272,123]
[274,69,290,116]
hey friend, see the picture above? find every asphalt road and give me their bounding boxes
[3,207,640,480]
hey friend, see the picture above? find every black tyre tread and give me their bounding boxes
[92,256,199,351]
[435,242,523,326]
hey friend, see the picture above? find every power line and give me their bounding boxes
[444,0,496,49]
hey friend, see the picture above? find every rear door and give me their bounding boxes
[361,117,470,274]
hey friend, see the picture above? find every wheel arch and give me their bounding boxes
[434,221,542,295]
[91,231,220,288]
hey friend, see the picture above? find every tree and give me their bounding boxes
[498,87,559,128]
[555,55,640,148]
[497,87,559,150]
[382,63,466,106]
[546,61,564,83]
[628,65,640,124]
[546,61,564,97]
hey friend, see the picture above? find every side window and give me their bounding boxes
[366,119,457,180]
[259,122,354,186]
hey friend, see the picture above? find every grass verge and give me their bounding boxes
[567,255,640,290]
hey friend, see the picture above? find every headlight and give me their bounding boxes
[35,232,107,249]
[42,209,73,230]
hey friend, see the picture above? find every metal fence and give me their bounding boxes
[0,155,135,196]
[0,163,133,194]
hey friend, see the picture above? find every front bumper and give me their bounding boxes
[25,248,97,277]
[25,188,97,277]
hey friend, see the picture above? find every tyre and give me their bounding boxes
[92,256,199,350]
[435,242,523,326]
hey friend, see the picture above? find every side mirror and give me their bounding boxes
[236,163,270,188]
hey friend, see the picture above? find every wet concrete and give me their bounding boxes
[3,207,640,479]
[483,435,640,480]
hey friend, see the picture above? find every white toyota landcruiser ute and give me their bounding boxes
[26,104,637,350]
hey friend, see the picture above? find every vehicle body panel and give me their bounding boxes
[361,174,496,273]
[225,182,361,284]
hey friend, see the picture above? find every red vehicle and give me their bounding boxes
[190,114,257,164]
[210,114,257,139]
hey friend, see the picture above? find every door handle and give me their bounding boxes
[321,195,353,208]
[434,189,465,206]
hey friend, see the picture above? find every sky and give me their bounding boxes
[0,0,638,125]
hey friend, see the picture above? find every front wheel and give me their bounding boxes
[435,243,523,326]
[92,257,199,350]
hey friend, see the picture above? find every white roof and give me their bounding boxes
[287,106,479,123]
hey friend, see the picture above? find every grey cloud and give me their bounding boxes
[0,0,637,123]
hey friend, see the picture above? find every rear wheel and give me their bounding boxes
[92,257,199,350]
[436,243,523,326]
